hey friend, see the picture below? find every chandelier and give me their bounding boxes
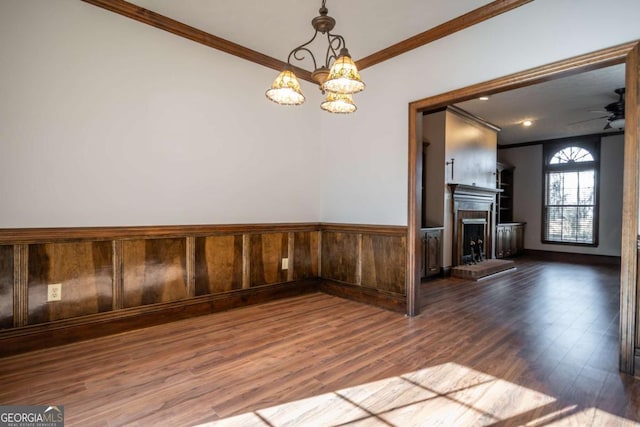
[265,0,365,114]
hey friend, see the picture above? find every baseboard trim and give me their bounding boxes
[524,249,621,265]
[0,279,320,358]
[319,280,406,313]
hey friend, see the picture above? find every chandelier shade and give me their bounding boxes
[609,118,625,129]
[265,67,305,105]
[320,92,357,114]
[265,0,364,113]
[322,48,365,95]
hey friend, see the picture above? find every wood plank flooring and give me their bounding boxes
[1,256,639,426]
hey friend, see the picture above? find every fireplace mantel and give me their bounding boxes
[448,183,502,200]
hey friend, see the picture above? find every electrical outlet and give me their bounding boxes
[48,283,62,302]
[281,258,289,270]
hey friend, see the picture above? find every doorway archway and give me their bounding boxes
[406,41,640,374]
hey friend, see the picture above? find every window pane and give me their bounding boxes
[579,170,595,205]
[546,207,563,240]
[563,172,578,205]
[547,173,563,205]
[577,207,594,242]
[561,206,578,241]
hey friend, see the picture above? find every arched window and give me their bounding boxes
[543,139,599,245]
[549,146,594,164]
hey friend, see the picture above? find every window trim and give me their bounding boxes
[541,136,600,247]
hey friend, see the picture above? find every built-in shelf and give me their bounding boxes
[496,162,513,224]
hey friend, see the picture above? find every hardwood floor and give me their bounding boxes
[1,256,639,426]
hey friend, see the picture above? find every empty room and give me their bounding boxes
[2,1,640,426]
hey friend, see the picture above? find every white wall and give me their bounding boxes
[0,0,322,227]
[319,0,640,225]
[599,135,624,255]
[498,134,624,256]
[2,0,639,229]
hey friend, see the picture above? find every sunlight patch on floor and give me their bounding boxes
[195,362,637,427]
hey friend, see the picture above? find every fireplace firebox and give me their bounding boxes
[461,219,487,264]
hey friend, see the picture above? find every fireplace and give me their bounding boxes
[461,218,487,264]
[449,184,501,266]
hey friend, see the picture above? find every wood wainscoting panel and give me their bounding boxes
[361,235,407,295]
[123,238,188,307]
[27,242,113,325]
[321,231,359,284]
[250,233,288,287]
[0,246,14,329]
[194,235,243,295]
[293,231,319,280]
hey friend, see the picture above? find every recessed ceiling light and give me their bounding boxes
[479,96,490,101]
[522,120,533,127]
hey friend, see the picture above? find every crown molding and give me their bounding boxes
[81,0,532,83]
[355,0,534,70]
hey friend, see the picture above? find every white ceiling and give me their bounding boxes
[456,64,626,145]
[127,0,494,61]
[118,1,625,146]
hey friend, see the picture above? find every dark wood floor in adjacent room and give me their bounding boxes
[1,256,639,426]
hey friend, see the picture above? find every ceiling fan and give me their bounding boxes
[576,88,626,130]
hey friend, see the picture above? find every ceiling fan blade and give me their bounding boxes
[568,115,609,125]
